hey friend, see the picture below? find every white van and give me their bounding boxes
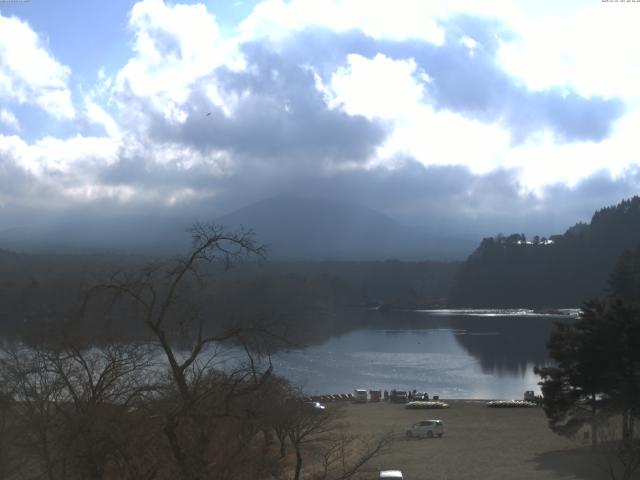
[406,419,444,438]
[353,389,368,403]
[380,470,403,479]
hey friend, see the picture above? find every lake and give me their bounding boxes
[270,309,577,399]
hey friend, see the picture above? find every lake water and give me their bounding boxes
[270,309,577,399]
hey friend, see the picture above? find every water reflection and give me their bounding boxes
[364,309,562,373]
[272,309,570,399]
[447,314,558,374]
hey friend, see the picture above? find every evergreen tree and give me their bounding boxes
[537,246,640,452]
[535,301,614,446]
[609,245,640,304]
[451,196,640,307]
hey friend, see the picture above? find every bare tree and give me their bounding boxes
[1,345,65,480]
[82,223,276,480]
[0,368,16,480]
[284,401,394,480]
[87,224,266,401]
[0,340,160,480]
[46,342,158,479]
[312,430,395,480]
[287,402,343,480]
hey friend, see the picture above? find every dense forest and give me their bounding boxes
[0,249,458,345]
[450,196,640,307]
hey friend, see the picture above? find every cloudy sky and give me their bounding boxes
[0,0,639,238]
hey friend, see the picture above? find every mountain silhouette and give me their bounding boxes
[217,195,474,260]
[0,196,475,260]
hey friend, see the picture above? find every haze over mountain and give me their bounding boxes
[0,196,477,260]
[0,215,194,256]
[218,196,476,260]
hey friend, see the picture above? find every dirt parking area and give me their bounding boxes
[340,400,608,480]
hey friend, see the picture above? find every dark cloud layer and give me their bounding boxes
[2,140,639,247]
[95,153,637,241]
[211,161,640,238]
[145,43,387,171]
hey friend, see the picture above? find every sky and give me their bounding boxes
[0,0,639,238]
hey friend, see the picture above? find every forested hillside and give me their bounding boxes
[0,249,458,343]
[450,196,640,307]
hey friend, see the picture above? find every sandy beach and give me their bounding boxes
[339,400,608,480]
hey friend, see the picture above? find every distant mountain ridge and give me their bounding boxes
[0,196,476,260]
[450,196,640,307]
[217,195,473,260]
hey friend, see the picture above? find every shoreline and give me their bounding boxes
[307,396,541,403]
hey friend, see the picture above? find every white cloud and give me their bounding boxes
[380,108,510,174]
[0,134,118,180]
[506,109,640,192]
[460,36,478,55]
[115,0,241,115]
[239,0,639,102]
[0,129,231,209]
[35,89,75,119]
[329,53,425,120]
[0,13,75,119]
[239,0,444,45]
[84,100,121,138]
[0,109,20,131]
[496,3,640,99]
[325,52,509,173]
[0,133,121,209]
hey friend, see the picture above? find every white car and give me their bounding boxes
[305,401,326,411]
[379,470,403,479]
[406,419,444,438]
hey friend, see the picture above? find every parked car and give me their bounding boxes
[353,389,368,403]
[524,390,542,405]
[405,400,448,410]
[406,419,444,438]
[390,390,408,403]
[304,401,326,411]
[379,470,403,479]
